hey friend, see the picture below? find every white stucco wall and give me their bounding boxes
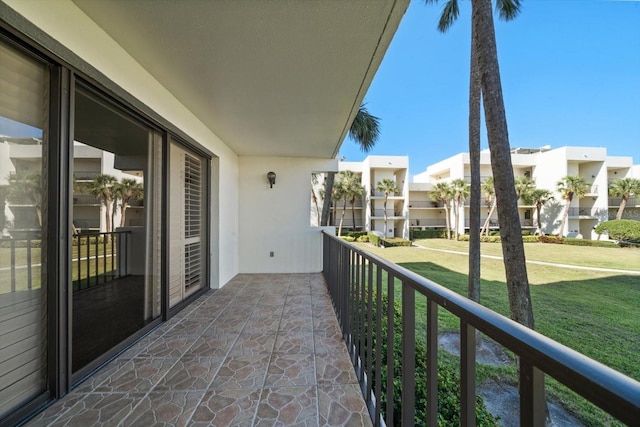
[238,156,337,273]
[5,0,240,287]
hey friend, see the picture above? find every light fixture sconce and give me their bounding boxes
[267,171,276,188]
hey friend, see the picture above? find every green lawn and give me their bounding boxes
[354,240,640,426]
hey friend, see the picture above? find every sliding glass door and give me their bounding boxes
[70,85,162,375]
[0,39,49,419]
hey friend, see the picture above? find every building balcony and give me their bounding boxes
[24,273,371,426]
[408,201,441,208]
[568,207,599,218]
[608,197,638,207]
[370,209,405,219]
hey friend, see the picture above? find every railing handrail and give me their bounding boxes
[321,231,640,425]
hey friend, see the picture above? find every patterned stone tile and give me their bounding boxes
[287,284,311,295]
[242,316,281,334]
[285,295,312,307]
[318,384,373,427]
[316,352,359,384]
[73,359,129,394]
[116,329,165,360]
[273,332,314,354]
[278,313,313,333]
[265,354,316,387]
[201,316,247,335]
[95,358,177,393]
[254,386,317,426]
[257,294,287,306]
[121,391,202,427]
[313,315,342,333]
[137,331,198,358]
[229,331,277,355]
[186,305,222,319]
[24,393,85,426]
[190,388,261,427]
[153,357,224,391]
[210,355,270,390]
[314,329,348,355]
[48,392,144,427]
[188,334,237,357]
[165,318,211,336]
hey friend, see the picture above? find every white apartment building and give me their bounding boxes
[338,147,638,241]
[336,156,410,239]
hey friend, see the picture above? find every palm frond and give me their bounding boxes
[438,0,460,32]
[348,105,381,152]
[496,0,521,21]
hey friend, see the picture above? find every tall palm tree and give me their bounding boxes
[556,175,589,237]
[480,176,496,236]
[333,179,347,236]
[376,178,399,238]
[341,170,364,232]
[430,182,454,240]
[115,178,144,228]
[451,178,470,240]
[426,0,521,305]
[87,174,118,242]
[514,176,535,202]
[320,104,380,226]
[609,177,640,220]
[525,188,553,236]
[474,0,533,329]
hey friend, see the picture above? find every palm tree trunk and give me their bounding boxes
[474,0,533,329]
[383,197,388,237]
[468,17,481,304]
[558,199,572,237]
[616,196,627,220]
[481,199,496,236]
[351,198,357,232]
[454,198,460,240]
[320,172,335,226]
[311,189,320,226]
[443,201,451,240]
[120,201,128,228]
[338,199,347,236]
[535,202,543,235]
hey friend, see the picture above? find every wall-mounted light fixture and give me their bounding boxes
[267,171,276,188]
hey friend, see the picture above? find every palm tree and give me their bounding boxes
[525,188,553,236]
[376,178,399,238]
[311,173,321,226]
[556,175,589,237]
[7,173,43,227]
[333,179,347,236]
[609,177,640,220]
[341,170,364,232]
[480,176,496,236]
[430,182,454,240]
[451,178,470,240]
[514,176,535,202]
[87,174,118,242]
[115,178,144,228]
[474,0,533,329]
[426,0,521,305]
[320,104,380,226]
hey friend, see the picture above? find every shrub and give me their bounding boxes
[341,236,356,242]
[381,237,412,247]
[539,235,563,244]
[368,294,499,426]
[347,231,368,239]
[368,233,381,247]
[594,220,640,242]
[0,238,42,248]
[562,238,619,248]
[356,235,369,243]
[457,235,538,243]
[410,229,448,239]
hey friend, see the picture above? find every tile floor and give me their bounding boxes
[26,273,373,427]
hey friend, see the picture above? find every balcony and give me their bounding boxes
[609,197,638,207]
[321,233,639,426]
[408,201,441,208]
[371,209,405,219]
[24,273,371,426]
[568,207,598,218]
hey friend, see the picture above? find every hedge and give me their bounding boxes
[458,235,539,243]
[369,294,499,426]
[594,220,640,242]
[410,229,448,239]
[539,235,563,244]
[562,238,619,248]
[381,237,412,248]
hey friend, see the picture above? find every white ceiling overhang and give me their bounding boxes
[72,0,408,158]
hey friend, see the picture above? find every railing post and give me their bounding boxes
[520,359,546,427]
[386,272,395,427]
[401,283,415,427]
[10,239,16,292]
[374,265,383,427]
[26,238,32,290]
[426,298,438,426]
[460,320,477,426]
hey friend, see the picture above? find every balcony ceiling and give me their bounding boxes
[71,0,408,159]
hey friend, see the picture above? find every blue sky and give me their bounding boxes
[339,0,640,177]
